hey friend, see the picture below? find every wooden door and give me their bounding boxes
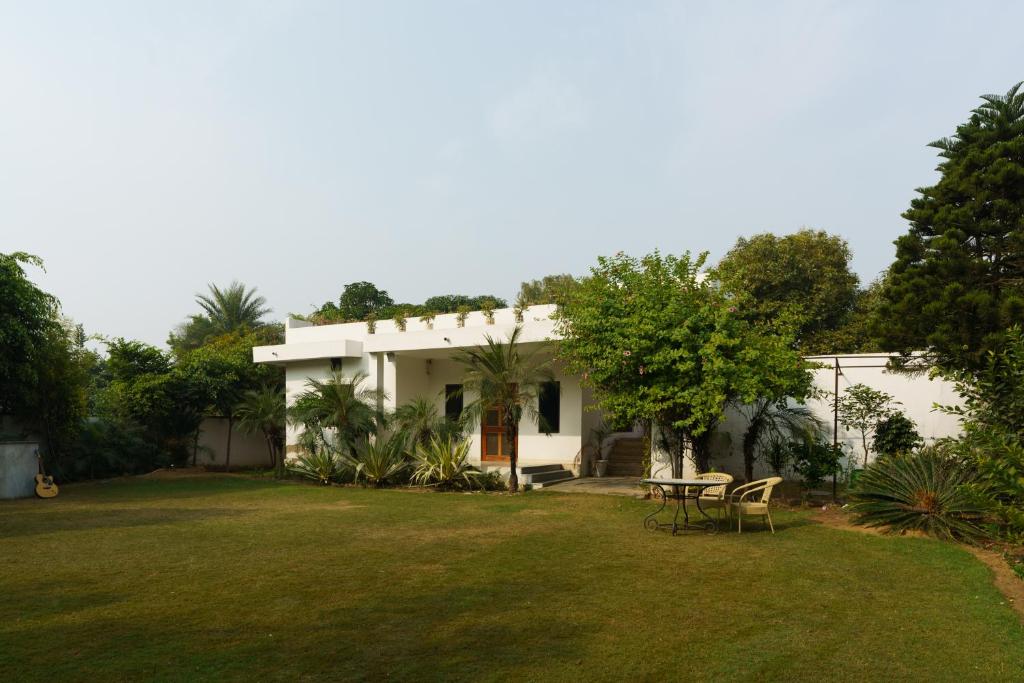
[481,405,516,461]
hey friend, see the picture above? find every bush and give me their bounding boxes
[288,450,344,485]
[411,436,482,490]
[353,435,408,487]
[872,413,923,457]
[64,418,164,481]
[847,447,990,542]
[790,439,844,490]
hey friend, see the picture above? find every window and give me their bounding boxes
[330,357,343,371]
[538,381,560,433]
[445,384,463,421]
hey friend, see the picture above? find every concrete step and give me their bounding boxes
[606,463,644,477]
[529,469,575,488]
[520,464,564,475]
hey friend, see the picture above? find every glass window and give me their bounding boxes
[445,384,463,421]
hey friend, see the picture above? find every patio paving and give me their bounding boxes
[543,476,647,498]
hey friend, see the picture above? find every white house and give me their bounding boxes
[252,305,605,487]
[254,304,965,486]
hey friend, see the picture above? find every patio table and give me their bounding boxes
[641,478,720,535]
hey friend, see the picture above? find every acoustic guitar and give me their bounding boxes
[35,453,58,499]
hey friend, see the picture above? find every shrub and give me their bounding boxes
[411,436,481,490]
[353,435,408,487]
[847,447,990,542]
[872,412,923,457]
[288,451,344,485]
[790,439,843,489]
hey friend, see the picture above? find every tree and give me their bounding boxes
[169,281,270,351]
[872,412,923,457]
[394,396,442,448]
[517,274,579,306]
[0,252,58,416]
[875,82,1024,372]
[421,294,509,313]
[316,281,395,322]
[288,371,384,457]
[556,250,813,475]
[452,326,555,493]
[235,385,286,474]
[737,399,823,482]
[835,383,898,468]
[714,229,860,354]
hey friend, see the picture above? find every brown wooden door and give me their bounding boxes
[481,405,516,461]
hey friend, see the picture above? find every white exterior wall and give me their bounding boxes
[651,354,966,482]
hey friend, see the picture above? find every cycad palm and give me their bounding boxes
[288,371,384,456]
[453,325,554,492]
[196,281,270,334]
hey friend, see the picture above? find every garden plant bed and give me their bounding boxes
[1,475,1022,681]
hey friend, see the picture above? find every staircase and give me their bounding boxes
[605,437,645,477]
[520,464,575,488]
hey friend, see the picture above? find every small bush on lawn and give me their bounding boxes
[288,451,345,485]
[848,447,991,542]
[789,439,844,490]
[354,435,409,487]
[411,436,483,490]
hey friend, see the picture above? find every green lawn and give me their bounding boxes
[1,476,1021,682]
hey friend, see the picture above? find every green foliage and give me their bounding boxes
[789,440,844,489]
[422,294,508,313]
[848,448,990,542]
[318,281,394,322]
[453,325,555,492]
[739,399,824,482]
[288,450,344,485]
[169,281,272,353]
[393,310,408,331]
[939,327,1024,539]
[876,82,1024,372]
[353,435,409,487]
[394,396,450,448]
[713,229,861,354]
[411,435,481,490]
[872,412,923,457]
[0,252,55,413]
[556,249,813,474]
[835,383,898,468]
[288,371,383,456]
[312,284,508,324]
[65,418,163,480]
[517,274,579,306]
[235,385,286,474]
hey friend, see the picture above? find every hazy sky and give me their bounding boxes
[3,1,1023,347]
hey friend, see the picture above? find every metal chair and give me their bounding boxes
[726,476,783,534]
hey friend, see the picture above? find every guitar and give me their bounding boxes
[35,452,59,499]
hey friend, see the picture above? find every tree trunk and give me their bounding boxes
[862,432,869,469]
[743,444,755,484]
[225,415,234,472]
[506,419,519,493]
[263,429,276,468]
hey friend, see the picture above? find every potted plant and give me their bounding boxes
[365,313,377,334]
[419,312,436,330]
[455,305,470,328]
[513,292,528,323]
[481,298,496,325]
[393,310,408,332]
[590,424,610,478]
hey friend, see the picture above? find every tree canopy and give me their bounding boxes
[556,250,813,473]
[713,229,861,354]
[517,274,579,307]
[876,81,1024,372]
[169,281,271,353]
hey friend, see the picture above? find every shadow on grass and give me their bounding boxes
[0,506,246,539]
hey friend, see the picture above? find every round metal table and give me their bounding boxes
[641,478,721,535]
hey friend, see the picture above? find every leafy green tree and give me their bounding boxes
[316,281,394,322]
[421,294,508,313]
[835,383,898,468]
[517,274,579,306]
[876,82,1024,372]
[452,325,555,492]
[557,250,813,475]
[714,229,860,354]
[170,281,271,352]
[235,385,286,474]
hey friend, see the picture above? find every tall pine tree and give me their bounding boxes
[877,82,1024,372]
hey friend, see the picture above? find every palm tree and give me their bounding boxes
[196,281,270,335]
[288,371,384,457]
[394,396,441,448]
[235,385,286,475]
[452,325,554,493]
[738,398,824,482]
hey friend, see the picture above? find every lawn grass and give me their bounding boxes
[1,475,1021,681]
